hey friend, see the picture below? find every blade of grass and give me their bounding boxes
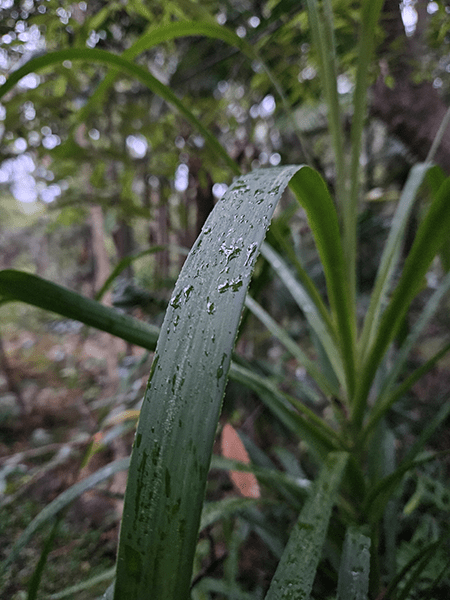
[200,497,273,532]
[264,451,349,600]
[382,537,447,600]
[347,0,385,303]
[353,176,450,429]
[362,339,450,447]
[260,243,345,390]
[377,270,450,401]
[336,526,371,600]
[403,398,450,464]
[45,567,116,599]
[0,458,130,582]
[79,20,256,114]
[95,245,189,301]
[0,270,160,351]
[268,211,331,314]
[289,166,356,398]
[396,534,450,600]
[77,19,313,166]
[210,456,309,509]
[0,48,239,175]
[306,0,346,207]
[229,362,344,459]
[362,450,450,525]
[245,295,339,397]
[112,166,312,600]
[359,163,432,360]
[27,517,61,600]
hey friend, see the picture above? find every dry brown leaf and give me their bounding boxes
[221,423,261,498]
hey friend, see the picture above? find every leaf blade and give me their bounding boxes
[264,451,348,600]
[113,166,309,600]
[0,269,159,351]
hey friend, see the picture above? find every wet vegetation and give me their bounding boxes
[1,1,450,599]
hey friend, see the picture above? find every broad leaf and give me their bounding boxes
[113,166,314,600]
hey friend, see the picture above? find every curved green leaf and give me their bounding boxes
[229,362,343,459]
[289,166,356,397]
[0,48,239,174]
[81,20,256,114]
[363,450,450,524]
[362,339,450,447]
[78,19,311,165]
[113,166,310,600]
[95,245,189,302]
[360,271,450,443]
[46,567,116,599]
[0,270,159,351]
[210,456,309,509]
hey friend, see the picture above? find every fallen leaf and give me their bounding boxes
[221,423,260,498]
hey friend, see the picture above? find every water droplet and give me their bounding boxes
[170,290,182,309]
[218,278,243,293]
[244,242,258,266]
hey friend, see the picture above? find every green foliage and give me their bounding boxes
[1,2,450,599]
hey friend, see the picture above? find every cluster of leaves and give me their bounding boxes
[0,1,450,599]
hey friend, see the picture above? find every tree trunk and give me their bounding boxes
[371,0,450,174]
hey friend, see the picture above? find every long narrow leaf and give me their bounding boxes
[289,166,356,397]
[0,458,130,581]
[377,270,450,400]
[210,456,309,509]
[0,270,159,351]
[260,243,345,389]
[27,517,61,600]
[0,48,239,174]
[382,538,446,600]
[359,163,431,359]
[363,450,450,524]
[113,166,312,600]
[264,451,348,600]
[229,362,343,458]
[362,339,450,446]
[336,527,371,600]
[347,0,385,299]
[244,295,339,397]
[306,0,346,208]
[46,567,116,599]
[354,176,450,428]
[95,245,188,302]
[78,19,312,167]
[79,20,257,116]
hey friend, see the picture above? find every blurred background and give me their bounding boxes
[1,1,450,598]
